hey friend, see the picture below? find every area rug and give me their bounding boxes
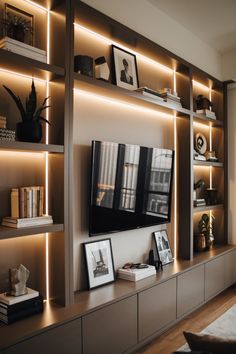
[178,304,236,351]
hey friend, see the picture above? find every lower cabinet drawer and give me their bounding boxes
[224,250,236,288]
[83,295,137,354]
[205,255,225,300]
[177,264,204,318]
[5,318,82,354]
[138,277,176,341]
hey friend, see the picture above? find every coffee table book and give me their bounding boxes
[1,215,53,228]
[0,288,39,305]
[117,265,156,281]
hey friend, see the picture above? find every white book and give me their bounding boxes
[0,37,47,63]
[2,215,53,224]
[0,288,39,305]
[118,267,156,281]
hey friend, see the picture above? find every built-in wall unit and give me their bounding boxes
[0,1,235,354]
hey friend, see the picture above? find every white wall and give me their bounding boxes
[228,83,236,245]
[82,0,222,80]
[73,92,174,290]
[222,50,236,81]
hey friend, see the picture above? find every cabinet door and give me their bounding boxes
[138,277,176,341]
[83,295,137,354]
[5,318,82,354]
[177,264,204,318]
[225,250,236,288]
[205,255,225,301]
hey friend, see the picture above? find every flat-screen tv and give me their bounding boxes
[89,140,174,236]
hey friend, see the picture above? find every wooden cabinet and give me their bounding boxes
[205,255,225,300]
[224,250,236,287]
[4,318,82,354]
[177,264,204,318]
[138,278,176,341]
[83,296,137,354]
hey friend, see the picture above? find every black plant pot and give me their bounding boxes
[16,121,42,143]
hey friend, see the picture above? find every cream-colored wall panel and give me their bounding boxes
[73,93,175,290]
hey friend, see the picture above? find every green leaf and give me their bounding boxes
[34,105,50,121]
[25,80,37,119]
[38,116,51,125]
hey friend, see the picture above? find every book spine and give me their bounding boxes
[0,296,43,315]
[19,187,25,218]
[26,188,33,218]
[39,186,44,217]
[32,187,38,217]
[0,303,44,324]
[11,188,19,218]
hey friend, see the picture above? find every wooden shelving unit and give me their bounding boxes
[0,1,231,352]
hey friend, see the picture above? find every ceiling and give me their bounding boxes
[148,0,236,54]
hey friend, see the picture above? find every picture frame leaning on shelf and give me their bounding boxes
[112,44,139,90]
[153,229,173,265]
[83,238,115,289]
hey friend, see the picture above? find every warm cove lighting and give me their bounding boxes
[192,80,210,92]
[74,23,173,74]
[0,150,44,158]
[193,121,210,130]
[173,111,177,259]
[74,89,174,120]
[23,0,48,12]
[0,67,46,83]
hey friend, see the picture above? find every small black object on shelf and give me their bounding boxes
[155,260,163,272]
[148,249,163,272]
[74,55,93,77]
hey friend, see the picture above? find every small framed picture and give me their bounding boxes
[154,230,173,265]
[84,238,115,289]
[112,45,139,90]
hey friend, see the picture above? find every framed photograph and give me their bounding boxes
[153,230,173,265]
[112,45,139,90]
[84,238,115,289]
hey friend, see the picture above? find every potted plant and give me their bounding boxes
[2,12,33,43]
[198,213,215,250]
[3,80,50,143]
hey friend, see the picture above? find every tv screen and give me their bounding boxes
[89,140,174,236]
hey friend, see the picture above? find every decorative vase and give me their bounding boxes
[194,233,206,252]
[16,121,42,143]
[74,55,93,77]
[205,233,214,250]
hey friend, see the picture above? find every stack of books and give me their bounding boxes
[2,215,53,228]
[10,186,45,219]
[194,198,206,207]
[159,91,182,108]
[117,264,156,282]
[0,37,47,63]
[134,87,164,102]
[0,116,6,129]
[0,288,43,324]
[0,128,15,142]
[196,109,216,120]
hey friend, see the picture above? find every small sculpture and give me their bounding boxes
[95,56,110,81]
[9,264,30,296]
[196,95,213,110]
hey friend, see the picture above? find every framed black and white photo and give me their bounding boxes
[84,238,115,289]
[112,45,139,90]
[154,230,173,265]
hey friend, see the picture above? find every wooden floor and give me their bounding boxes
[135,285,236,354]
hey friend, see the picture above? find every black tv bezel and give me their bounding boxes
[89,140,174,237]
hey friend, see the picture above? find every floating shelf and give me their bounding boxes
[0,223,64,240]
[0,141,64,153]
[74,73,191,117]
[0,49,64,81]
[193,160,223,168]
[193,204,224,213]
[193,113,224,127]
